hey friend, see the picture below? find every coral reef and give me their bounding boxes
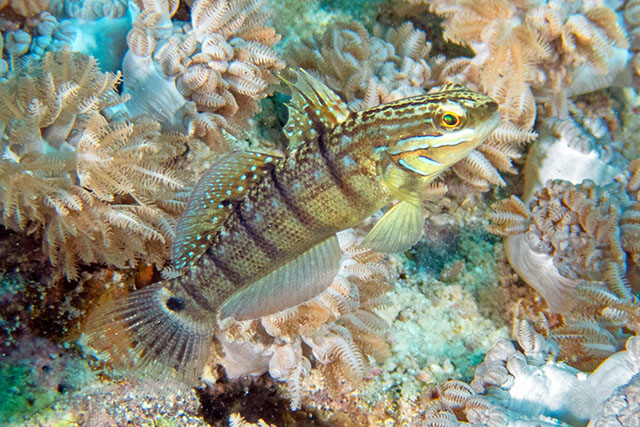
[123,0,285,146]
[288,19,537,195]
[428,0,630,122]
[422,319,640,426]
[288,21,434,110]
[414,0,633,193]
[489,162,640,367]
[213,228,392,410]
[0,6,132,78]
[1,0,639,424]
[0,50,193,279]
[487,110,640,369]
[0,0,50,18]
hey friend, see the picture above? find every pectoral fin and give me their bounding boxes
[220,236,342,321]
[362,201,424,253]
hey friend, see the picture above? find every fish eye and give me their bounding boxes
[441,112,461,128]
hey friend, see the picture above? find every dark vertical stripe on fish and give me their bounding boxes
[234,202,281,260]
[269,167,317,228]
[315,131,359,202]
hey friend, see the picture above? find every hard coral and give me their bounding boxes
[124,0,285,146]
[214,229,392,410]
[0,50,192,279]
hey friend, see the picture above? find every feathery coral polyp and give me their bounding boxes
[0,50,191,279]
[124,0,285,146]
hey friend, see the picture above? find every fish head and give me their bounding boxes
[383,86,500,181]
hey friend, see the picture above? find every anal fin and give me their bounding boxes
[220,236,342,321]
[361,201,424,253]
[83,283,214,386]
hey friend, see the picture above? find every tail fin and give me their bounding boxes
[83,283,214,386]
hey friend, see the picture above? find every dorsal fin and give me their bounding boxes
[173,151,281,269]
[280,69,350,149]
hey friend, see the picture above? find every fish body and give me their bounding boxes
[87,72,500,383]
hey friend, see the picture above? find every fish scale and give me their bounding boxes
[86,71,500,385]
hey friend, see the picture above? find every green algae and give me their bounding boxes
[0,363,58,423]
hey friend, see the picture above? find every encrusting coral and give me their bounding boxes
[0,49,194,280]
[213,228,392,410]
[123,0,285,146]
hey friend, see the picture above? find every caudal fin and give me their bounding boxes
[83,283,214,386]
